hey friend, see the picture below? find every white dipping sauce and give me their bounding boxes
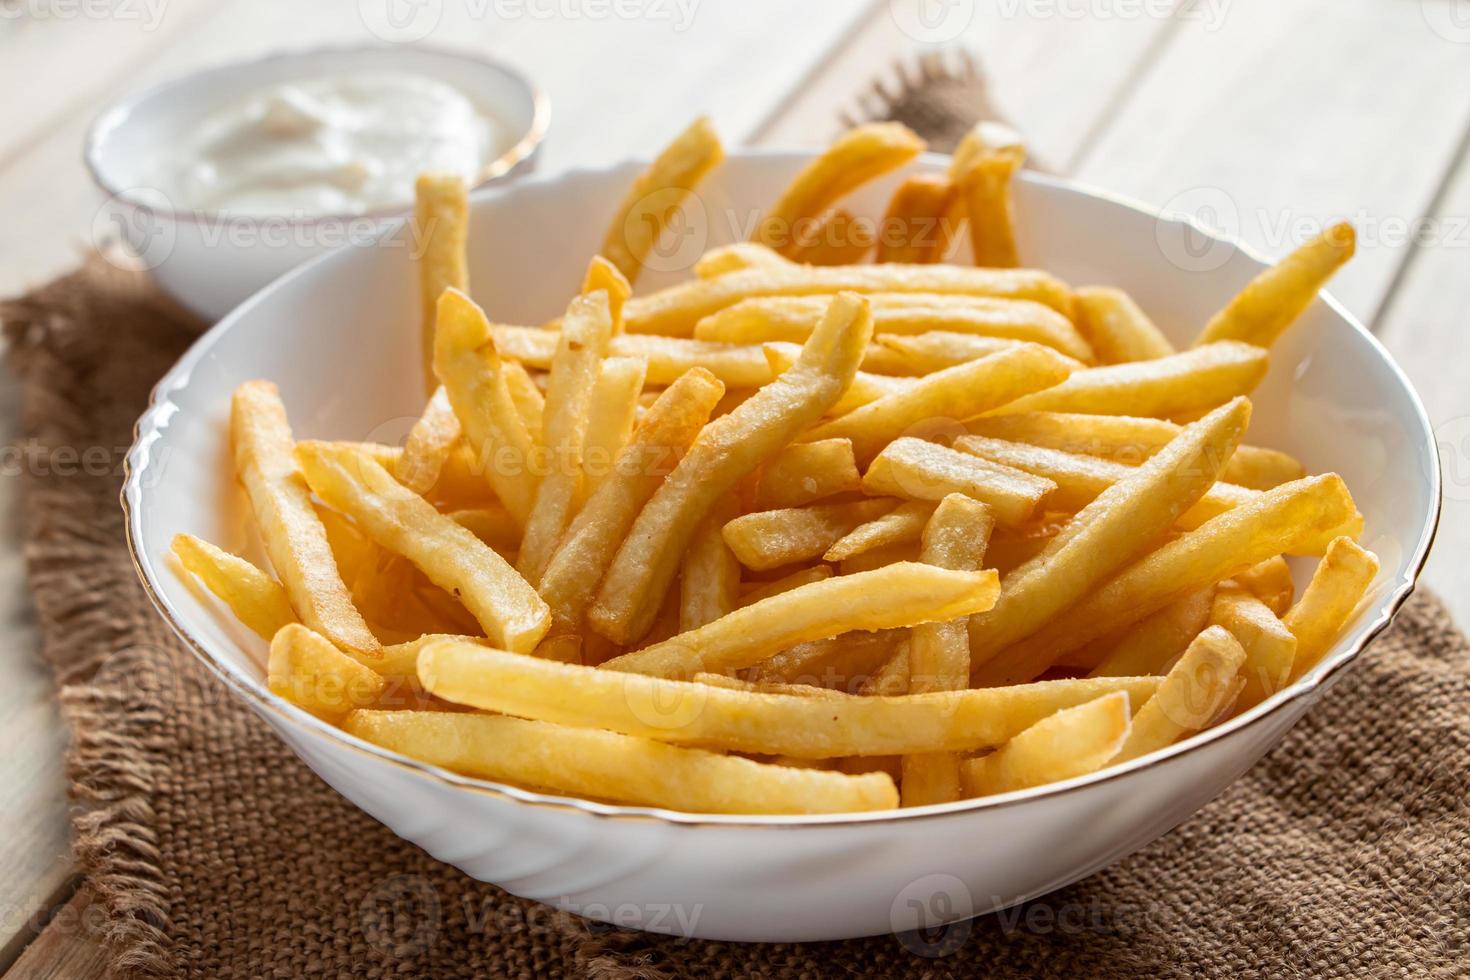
[168,71,504,216]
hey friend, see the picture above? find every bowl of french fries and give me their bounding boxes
[124,119,1439,942]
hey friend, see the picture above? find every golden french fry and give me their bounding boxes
[787,208,873,265]
[737,565,833,607]
[693,242,792,278]
[974,472,1358,686]
[721,497,897,571]
[583,255,633,333]
[623,264,1074,336]
[984,520,1063,576]
[171,533,296,641]
[752,438,861,510]
[580,356,646,498]
[231,381,379,657]
[295,441,549,654]
[749,629,906,689]
[823,499,935,562]
[680,494,742,631]
[589,293,873,644]
[1074,287,1175,363]
[755,122,924,254]
[434,289,541,523]
[875,173,960,264]
[965,411,1305,490]
[600,116,725,284]
[446,505,520,554]
[419,640,1160,758]
[839,540,919,575]
[1113,626,1246,763]
[1285,536,1379,680]
[346,709,896,815]
[518,291,615,583]
[990,342,1267,418]
[859,646,910,696]
[960,691,1132,797]
[808,343,1077,464]
[394,387,462,495]
[950,120,1025,180]
[862,437,1055,527]
[1227,555,1294,615]
[692,672,846,700]
[490,324,774,389]
[500,359,546,442]
[958,149,1022,268]
[1210,588,1297,710]
[1087,588,1215,678]
[762,342,915,416]
[1195,223,1356,348]
[600,561,998,679]
[269,624,386,722]
[876,332,1023,373]
[538,368,725,628]
[413,173,469,392]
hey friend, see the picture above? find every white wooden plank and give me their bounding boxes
[1073,0,1470,323]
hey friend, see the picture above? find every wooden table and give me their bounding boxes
[2,1,1467,973]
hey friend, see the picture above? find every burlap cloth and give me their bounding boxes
[4,65,1469,979]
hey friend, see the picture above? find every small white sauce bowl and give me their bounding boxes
[84,44,548,322]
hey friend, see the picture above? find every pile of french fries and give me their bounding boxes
[172,118,1380,816]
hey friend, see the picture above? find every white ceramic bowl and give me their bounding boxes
[85,44,548,323]
[123,151,1440,942]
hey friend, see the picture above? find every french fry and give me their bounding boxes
[500,359,546,441]
[394,387,461,495]
[538,368,725,628]
[1112,626,1246,763]
[860,646,910,696]
[230,381,380,657]
[973,473,1358,686]
[1227,554,1294,615]
[519,291,615,583]
[583,255,633,334]
[989,342,1268,418]
[950,120,1025,180]
[446,506,520,553]
[1074,287,1175,363]
[680,494,742,631]
[693,242,792,278]
[839,540,919,575]
[418,641,1160,757]
[413,173,469,392]
[434,289,541,523]
[875,173,960,264]
[808,344,1077,464]
[268,624,386,722]
[690,672,847,700]
[876,332,1023,373]
[600,562,999,679]
[171,533,296,641]
[622,264,1075,337]
[823,499,936,562]
[1210,588,1297,710]
[755,122,924,255]
[589,293,873,644]
[749,629,906,689]
[965,412,1305,490]
[960,692,1132,797]
[721,497,897,571]
[862,438,1056,527]
[1285,536,1379,680]
[984,520,1064,576]
[1195,223,1357,348]
[1087,588,1216,678]
[787,208,873,265]
[737,565,833,607]
[295,441,550,654]
[345,709,896,815]
[958,149,1022,268]
[579,356,647,499]
[752,438,861,510]
[693,294,1089,360]
[599,116,725,284]
[491,324,775,388]
[762,342,915,416]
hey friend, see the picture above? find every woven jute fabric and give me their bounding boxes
[5,76,1469,977]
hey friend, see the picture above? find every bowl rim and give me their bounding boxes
[82,42,551,227]
[122,148,1443,829]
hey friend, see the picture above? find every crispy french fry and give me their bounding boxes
[862,438,1055,527]
[345,708,896,815]
[693,242,792,278]
[1087,587,1216,677]
[623,264,1074,336]
[413,173,469,392]
[984,520,1064,576]
[973,473,1357,686]
[419,641,1160,758]
[434,289,541,524]
[446,506,520,553]
[958,149,1022,268]
[721,497,897,571]
[171,533,296,641]
[960,692,1132,797]
[950,120,1025,180]
[1196,223,1356,348]
[491,324,775,388]
[1074,287,1175,363]
[600,116,725,284]
[394,387,462,495]
[583,255,633,334]
[787,208,873,265]
[589,293,873,644]
[752,438,861,510]
[295,441,549,654]
[737,565,833,607]
[1210,588,1297,710]
[762,342,916,416]
[269,624,386,722]
[500,359,546,442]
[680,494,742,631]
[839,540,919,575]
[1227,555,1294,615]
[538,368,725,628]
[755,122,924,255]
[749,629,906,689]
[692,672,846,700]
[580,357,646,498]
[860,646,910,696]
[965,412,1305,490]
[231,381,379,657]
[600,562,998,679]
[876,332,1023,373]
[990,342,1267,418]
[875,173,960,264]
[823,499,935,562]
[1112,626,1246,763]
[808,344,1077,464]
[1285,536,1379,680]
